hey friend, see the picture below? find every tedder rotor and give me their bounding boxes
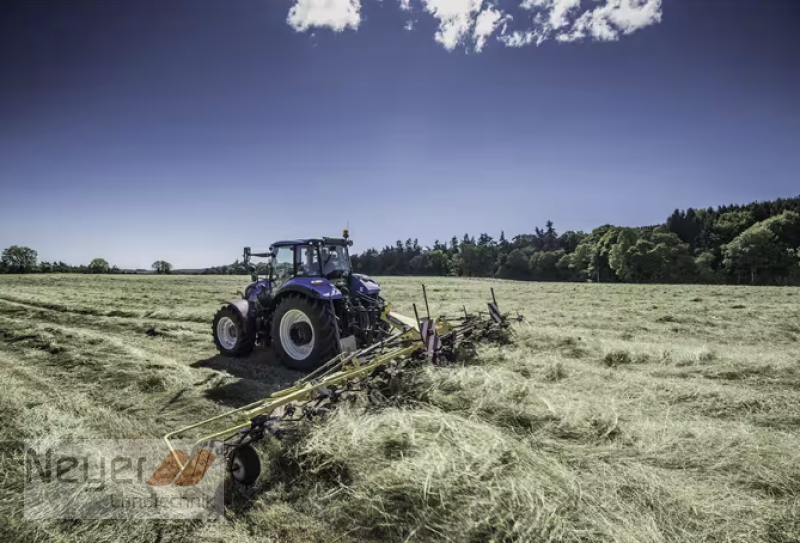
[166,286,523,485]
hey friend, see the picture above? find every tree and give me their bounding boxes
[409,253,430,275]
[89,258,110,274]
[427,250,451,276]
[608,229,638,281]
[152,260,173,274]
[556,253,574,279]
[529,249,564,281]
[722,211,800,284]
[571,242,597,281]
[713,211,756,246]
[497,249,529,280]
[499,231,508,246]
[723,225,778,284]
[1,245,38,273]
[541,220,559,251]
[558,231,587,253]
[695,251,717,283]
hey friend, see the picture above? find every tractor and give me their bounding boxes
[212,230,391,371]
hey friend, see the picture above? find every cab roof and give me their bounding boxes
[271,237,349,248]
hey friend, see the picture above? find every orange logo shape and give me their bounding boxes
[146,450,217,487]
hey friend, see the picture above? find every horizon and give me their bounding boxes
[2,0,799,269]
[4,191,800,271]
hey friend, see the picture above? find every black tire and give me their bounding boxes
[228,445,260,486]
[212,305,255,357]
[271,294,339,371]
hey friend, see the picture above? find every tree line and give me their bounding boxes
[350,195,800,285]
[0,246,174,275]
[4,195,799,285]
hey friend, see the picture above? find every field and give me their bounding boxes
[1,274,800,543]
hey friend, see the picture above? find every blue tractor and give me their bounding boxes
[212,231,391,371]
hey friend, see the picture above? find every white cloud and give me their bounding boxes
[521,0,578,30]
[549,0,580,29]
[556,0,663,42]
[418,0,484,50]
[285,0,662,50]
[499,30,536,48]
[287,0,362,32]
[473,6,504,52]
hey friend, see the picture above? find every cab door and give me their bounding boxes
[271,246,295,290]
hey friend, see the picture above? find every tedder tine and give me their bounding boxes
[422,284,431,319]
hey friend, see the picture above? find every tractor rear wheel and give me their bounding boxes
[212,306,255,357]
[271,295,339,371]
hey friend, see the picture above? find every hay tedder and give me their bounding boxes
[167,261,524,484]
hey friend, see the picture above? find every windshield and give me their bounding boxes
[295,244,322,276]
[293,244,351,277]
[320,245,351,276]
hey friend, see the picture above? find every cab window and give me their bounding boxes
[295,245,321,277]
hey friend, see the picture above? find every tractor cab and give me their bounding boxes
[268,237,353,288]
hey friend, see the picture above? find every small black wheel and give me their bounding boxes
[455,341,478,362]
[271,294,339,371]
[212,305,255,357]
[228,445,261,486]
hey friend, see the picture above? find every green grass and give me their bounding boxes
[1,274,800,542]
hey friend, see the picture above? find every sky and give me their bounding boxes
[1,0,798,269]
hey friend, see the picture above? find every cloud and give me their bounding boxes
[556,0,663,42]
[499,29,536,48]
[416,0,484,50]
[473,6,505,52]
[287,0,362,32]
[285,0,662,50]
[521,0,579,30]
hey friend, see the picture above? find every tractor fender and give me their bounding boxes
[273,283,342,304]
[225,299,253,321]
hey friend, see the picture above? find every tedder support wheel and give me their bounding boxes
[271,294,339,372]
[228,445,260,486]
[212,306,255,357]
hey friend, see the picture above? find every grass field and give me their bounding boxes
[1,274,800,543]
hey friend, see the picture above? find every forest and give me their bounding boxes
[350,195,800,285]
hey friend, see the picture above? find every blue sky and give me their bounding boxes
[1,0,798,269]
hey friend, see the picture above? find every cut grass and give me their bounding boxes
[0,275,799,542]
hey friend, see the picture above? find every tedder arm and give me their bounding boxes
[162,286,524,483]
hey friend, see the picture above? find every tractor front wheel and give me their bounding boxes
[212,306,255,357]
[271,295,339,371]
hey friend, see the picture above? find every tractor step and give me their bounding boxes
[338,334,358,354]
